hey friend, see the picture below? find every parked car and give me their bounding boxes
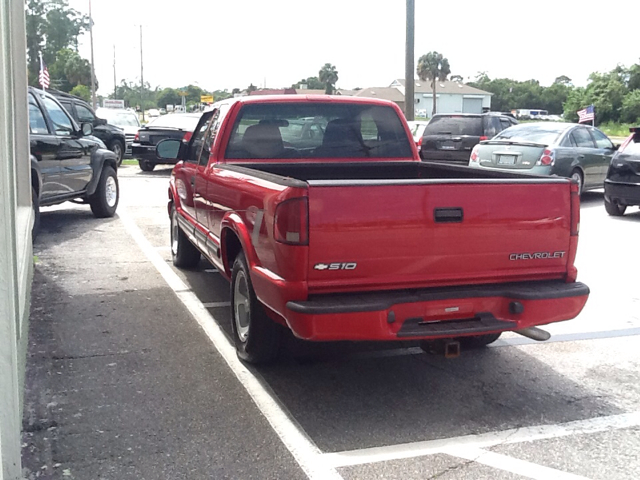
[28,87,119,239]
[604,127,640,215]
[406,120,429,147]
[155,95,588,365]
[131,113,201,171]
[50,90,127,167]
[468,122,616,193]
[95,107,141,156]
[419,112,518,164]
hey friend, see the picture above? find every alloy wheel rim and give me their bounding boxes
[571,172,582,193]
[233,271,251,343]
[171,212,179,255]
[105,176,117,207]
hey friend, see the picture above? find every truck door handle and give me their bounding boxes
[434,208,464,223]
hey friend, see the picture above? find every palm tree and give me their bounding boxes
[319,63,339,95]
[416,51,451,116]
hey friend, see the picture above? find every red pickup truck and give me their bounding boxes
[157,95,589,364]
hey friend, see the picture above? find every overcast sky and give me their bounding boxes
[70,0,640,96]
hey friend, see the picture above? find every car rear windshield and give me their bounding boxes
[146,114,200,130]
[622,138,640,155]
[225,102,413,159]
[492,123,566,145]
[423,116,483,136]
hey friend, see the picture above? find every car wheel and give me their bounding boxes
[570,169,583,195]
[231,252,281,364]
[109,140,124,167]
[32,186,40,241]
[139,160,155,172]
[89,166,119,218]
[457,332,502,349]
[170,205,200,268]
[604,197,627,216]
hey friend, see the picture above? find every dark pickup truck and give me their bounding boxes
[28,87,119,238]
[157,95,589,364]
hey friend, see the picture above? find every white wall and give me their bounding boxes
[414,92,492,117]
[0,0,32,478]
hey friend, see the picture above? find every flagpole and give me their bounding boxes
[89,0,97,110]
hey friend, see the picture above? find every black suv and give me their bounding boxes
[419,112,518,164]
[50,90,127,166]
[28,87,119,238]
[604,127,640,216]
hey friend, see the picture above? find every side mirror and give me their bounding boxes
[156,138,181,159]
[94,117,107,126]
[80,122,94,136]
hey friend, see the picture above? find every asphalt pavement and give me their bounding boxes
[21,164,640,480]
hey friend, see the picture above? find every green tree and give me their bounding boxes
[47,48,94,92]
[291,76,324,90]
[69,84,90,101]
[156,87,180,108]
[247,83,257,93]
[450,74,464,83]
[553,75,573,86]
[620,89,640,123]
[563,87,587,123]
[416,51,451,116]
[26,0,89,86]
[318,63,339,94]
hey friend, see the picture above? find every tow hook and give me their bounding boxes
[420,339,461,358]
[514,327,551,341]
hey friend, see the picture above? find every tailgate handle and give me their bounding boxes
[434,208,463,223]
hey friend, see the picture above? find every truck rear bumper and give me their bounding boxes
[284,281,589,341]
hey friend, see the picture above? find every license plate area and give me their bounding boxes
[397,312,516,338]
[497,154,517,165]
[438,141,457,150]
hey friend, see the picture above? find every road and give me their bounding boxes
[27,163,640,479]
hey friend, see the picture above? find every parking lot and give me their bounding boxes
[24,164,640,479]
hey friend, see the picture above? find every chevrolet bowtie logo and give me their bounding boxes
[314,263,329,270]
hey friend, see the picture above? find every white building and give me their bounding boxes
[390,79,492,117]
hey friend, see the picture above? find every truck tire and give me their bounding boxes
[231,252,281,364]
[170,205,200,268]
[89,166,119,218]
[32,186,40,241]
[108,140,124,167]
[604,197,626,216]
[457,332,502,349]
[139,160,155,172]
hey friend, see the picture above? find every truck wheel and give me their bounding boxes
[457,332,502,349]
[170,205,200,268]
[109,140,124,167]
[604,197,626,216]
[89,166,119,218]
[231,253,281,364]
[139,160,155,172]
[32,186,40,241]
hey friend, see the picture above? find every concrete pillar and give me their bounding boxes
[0,0,33,478]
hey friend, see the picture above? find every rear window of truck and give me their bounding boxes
[225,103,413,159]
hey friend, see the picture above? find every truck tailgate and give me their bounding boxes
[306,181,571,293]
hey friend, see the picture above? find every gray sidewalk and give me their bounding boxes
[21,207,306,480]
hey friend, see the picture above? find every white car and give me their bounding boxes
[406,120,429,147]
[96,108,141,156]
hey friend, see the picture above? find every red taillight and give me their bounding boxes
[417,136,423,147]
[479,136,488,141]
[134,132,139,141]
[470,145,479,163]
[570,183,580,236]
[274,197,308,245]
[183,131,193,142]
[538,148,555,166]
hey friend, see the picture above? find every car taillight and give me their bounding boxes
[274,197,308,245]
[470,145,480,163]
[537,148,555,166]
[183,131,192,142]
[570,182,580,236]
[134,132,139,141]
[479,136,488,141]
[417,136,423,147]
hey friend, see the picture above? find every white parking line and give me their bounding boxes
[444,447,590,480]
[118,208,343,480]
[322,411,640,468]
[202,301,231,308]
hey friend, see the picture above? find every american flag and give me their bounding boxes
[39,57,50,90]
[577,105,595,123]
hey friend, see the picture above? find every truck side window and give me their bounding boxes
[187,115,213,164]
[76,104,95,124]
[28,98,49,134]
[42,97,74,136]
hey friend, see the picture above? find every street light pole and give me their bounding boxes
[89,0,97,109]
[113,44,117,100]
[140,25,145,122]
[405,0,415,121]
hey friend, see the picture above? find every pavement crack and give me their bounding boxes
[51,351,135,360]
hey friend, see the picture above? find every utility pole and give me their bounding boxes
[113,44,117,99]
[405,0,415,121]
[140,25,145,122]
[89,0,97,109]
